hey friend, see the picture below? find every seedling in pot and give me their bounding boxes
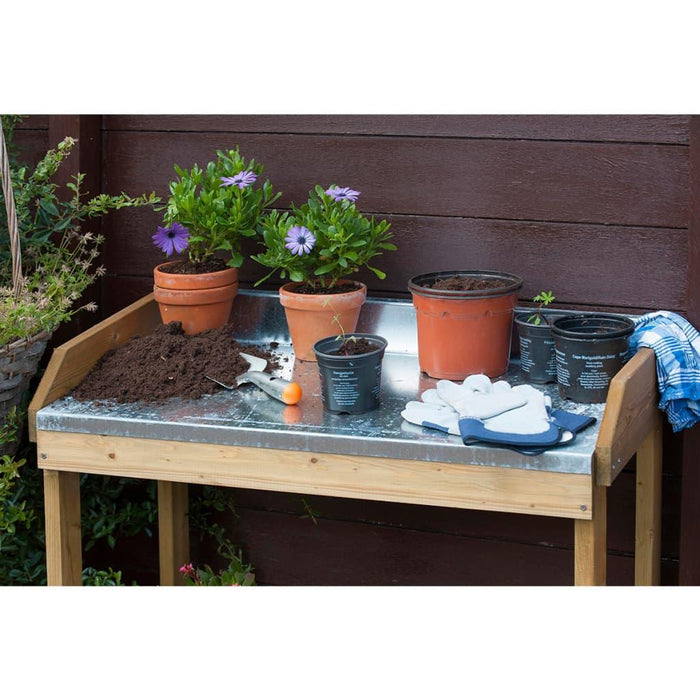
[322,296,363,355]
[527,290,556,326]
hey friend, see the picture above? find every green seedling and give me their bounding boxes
[527,290,556,325]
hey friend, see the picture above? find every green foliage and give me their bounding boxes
[0,229,103,345]
[182,485,256,586]
[163,147,280,267]
[252,184,396,290]
[0,410,45,584]
[80,476,158,551]
[0,116,161,346]
[179,551,256,586]
[82,567,124,586]
[527,290,556,325]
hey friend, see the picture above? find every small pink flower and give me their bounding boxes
[179,563,195,577]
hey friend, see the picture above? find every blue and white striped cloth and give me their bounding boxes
[629,311,700,432]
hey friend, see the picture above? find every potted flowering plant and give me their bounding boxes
[152,146,280,334]
[252,184,395,360]
[1,117,160,456]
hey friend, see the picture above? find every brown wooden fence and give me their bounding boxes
[14,114,700,584]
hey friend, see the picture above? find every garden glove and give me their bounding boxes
[435,375,527,420]
[401,375,596,450]
[457,383,562,447]
[400,387,462,435]
[436,375,565,447]
[401,399,460,436]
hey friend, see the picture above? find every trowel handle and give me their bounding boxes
[246,371,302,405]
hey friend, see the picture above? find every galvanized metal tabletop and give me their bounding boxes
[36,291,608,476]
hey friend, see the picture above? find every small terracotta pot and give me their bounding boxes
[153,262,239,335]
[279,280,367,361]
[408,270,523,379]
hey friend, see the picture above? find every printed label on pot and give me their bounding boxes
[555,349,627,389]
[520,336,533,372]
[520,337,556,375]
[326,369,362,407]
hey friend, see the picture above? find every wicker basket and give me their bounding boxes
[1,123,52,457]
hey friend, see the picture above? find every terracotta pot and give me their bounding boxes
[408,270,523,379]
[153,262,239,335]
[279,280,367,361]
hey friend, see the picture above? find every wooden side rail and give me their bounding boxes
[595,348,659,486]
[28,294,161,442]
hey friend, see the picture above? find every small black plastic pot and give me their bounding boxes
[551,314,635,403]
[514,313,560,384]
[313,334,388,414]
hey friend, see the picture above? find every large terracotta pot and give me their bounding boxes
[279,280,367,361]
[408,270,523,379]
[153,262,239,335]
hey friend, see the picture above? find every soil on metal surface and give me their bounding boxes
[71,322,281,404]
[428,275,505,291]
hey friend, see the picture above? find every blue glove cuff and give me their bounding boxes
[458,417,562,447]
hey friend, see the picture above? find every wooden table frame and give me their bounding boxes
[29,295,663,586]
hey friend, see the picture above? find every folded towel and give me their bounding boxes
[629,311,700,432]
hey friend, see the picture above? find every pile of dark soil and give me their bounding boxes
[429,275,505,291]
[71,322,281,404]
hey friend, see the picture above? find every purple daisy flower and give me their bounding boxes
[152,222,190,256]
[325,186,360,202]
[220,170,258,189]
[284,225,316,256]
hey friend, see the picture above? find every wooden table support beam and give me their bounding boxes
[44,470,82,586]
[157,481,190,586]
[574,483,607,585]
[635,413,663,585]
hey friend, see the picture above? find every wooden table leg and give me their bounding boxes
[43,470,82,586]
[635,413,663,585]
[574,482,607,585]
[157,481,190,586]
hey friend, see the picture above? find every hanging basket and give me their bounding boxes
[1,123,53,457]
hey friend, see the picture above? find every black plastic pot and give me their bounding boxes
[514,313,560,384]
[551,314,635,403]
[313,333,388,414]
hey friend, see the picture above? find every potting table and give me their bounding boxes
[29,291,663,586]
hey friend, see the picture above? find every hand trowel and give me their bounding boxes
[206,352,302,405]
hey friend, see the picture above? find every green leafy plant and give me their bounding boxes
[0,408,45,584]
[82,567,124,585]
[182,485,256,585]
[158,147,280,268]
[81,476,158,551]
[252,184,396,291]
[527,290,556,325]
[1,116,161,346]
[179,548,256,586]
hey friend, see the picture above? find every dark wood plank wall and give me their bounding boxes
[11,115,695,584]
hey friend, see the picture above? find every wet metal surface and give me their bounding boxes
[37,291,615,475]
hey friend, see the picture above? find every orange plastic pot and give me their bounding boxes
[408,270,523,379]
[153,262,239,335]
[279,280,367,361]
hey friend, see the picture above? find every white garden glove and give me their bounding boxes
[402,375,562,448]
[401,387,461,435]
[483,384,552,435]
[435,374,527,419]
